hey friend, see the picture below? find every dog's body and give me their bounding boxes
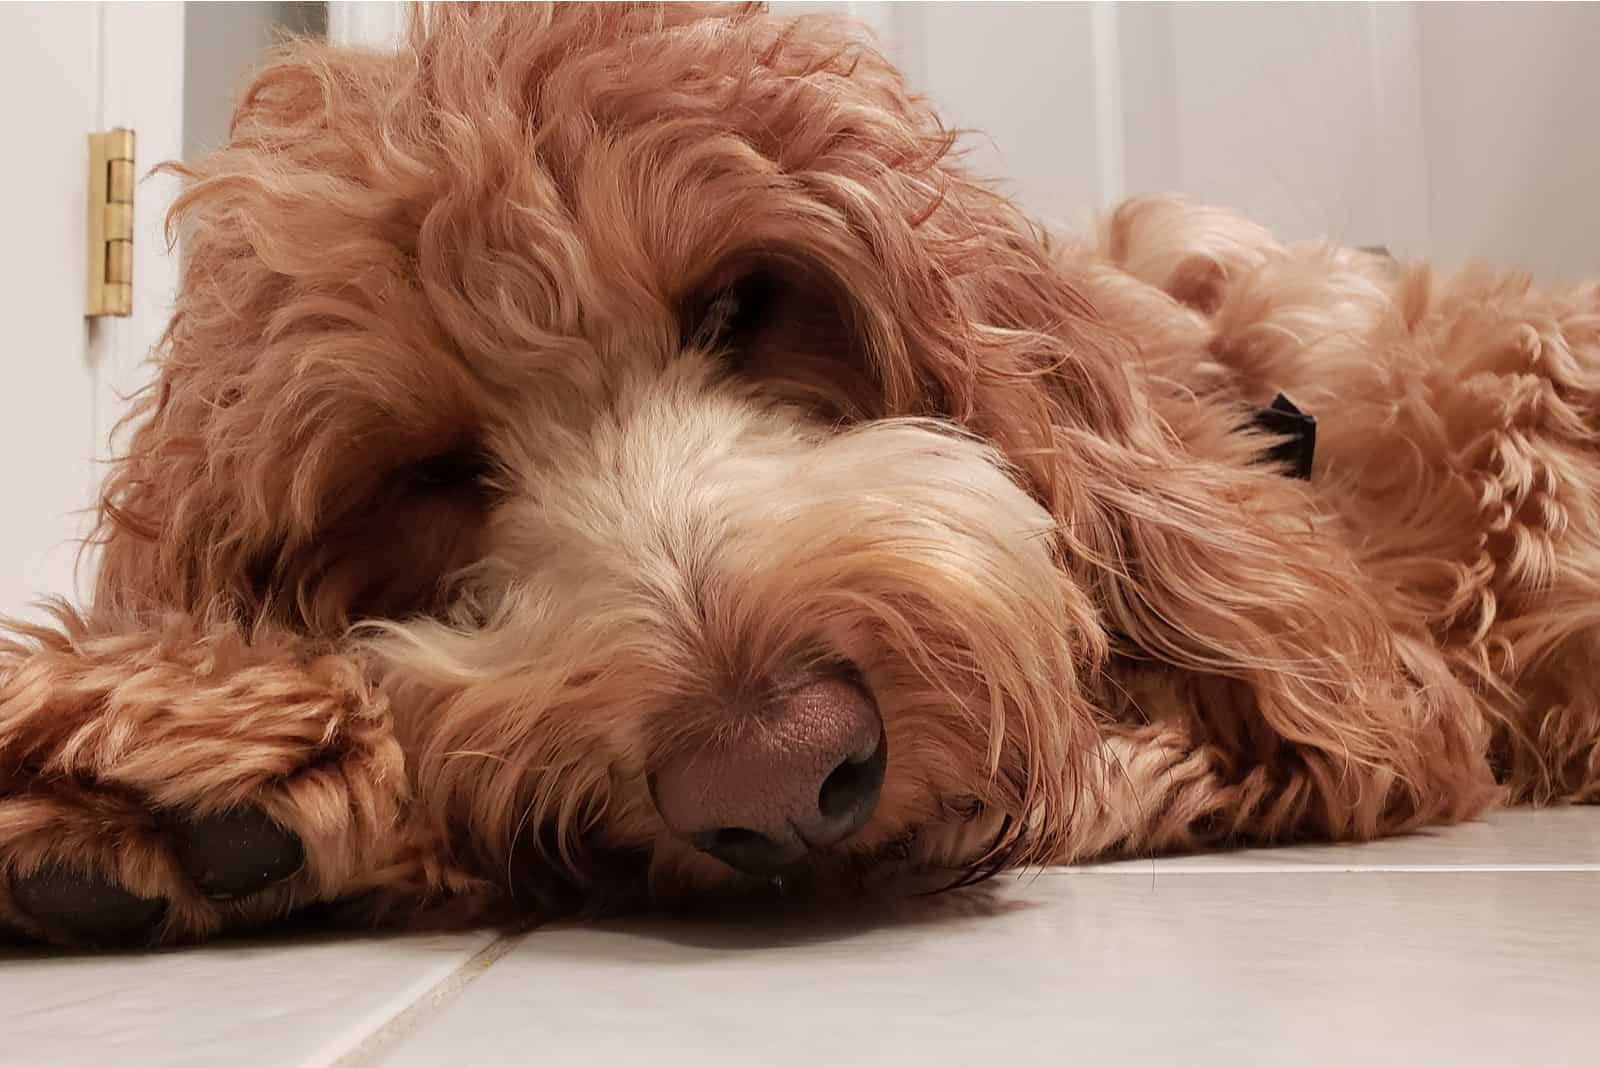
[4,4,1598,947]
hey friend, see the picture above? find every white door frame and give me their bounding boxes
[328,1,409,49]
[93,2,185,454]
[64,2,187,604]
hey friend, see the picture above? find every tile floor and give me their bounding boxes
[3,807,1596,1067]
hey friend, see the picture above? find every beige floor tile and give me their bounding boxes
[376,868,1599,1067]
[0,931,496,1068]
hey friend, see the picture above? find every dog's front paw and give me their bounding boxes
[175,807,306,900]
[16,805,310,940]
[1,788,324,948]
[9,867,169,946]
[0,613,414,948]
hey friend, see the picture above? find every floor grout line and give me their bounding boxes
[1042,863,1600,875]
[327,932,529,1068]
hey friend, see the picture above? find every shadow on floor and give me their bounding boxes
[0,874,1048,962]
[531,878,1042,956]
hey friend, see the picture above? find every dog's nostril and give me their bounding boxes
[691,827,805,877]
[817,728,887,826]
[701,827,765,852]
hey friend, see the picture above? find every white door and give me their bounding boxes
[0,2,184,620]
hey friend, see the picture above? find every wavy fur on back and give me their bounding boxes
[2,3,1597,946]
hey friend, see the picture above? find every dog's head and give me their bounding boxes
[100,3,1164,908]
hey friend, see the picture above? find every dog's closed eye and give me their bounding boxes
[687,270,781,356]
[680,260,879,423]
[405,447,495,494]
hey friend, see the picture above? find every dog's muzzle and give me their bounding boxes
[648,665,887,877]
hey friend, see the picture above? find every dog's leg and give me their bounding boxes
[0,606,486,947]
[1060,714,1471,863]
[1058,723,1239,860]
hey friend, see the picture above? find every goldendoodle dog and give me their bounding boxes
[4,3,1598,947]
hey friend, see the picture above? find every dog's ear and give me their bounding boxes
[96,36,394,620]
[907,197,1477,830]
[95,20,487,625]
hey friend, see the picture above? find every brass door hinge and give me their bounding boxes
[87,128,135,317]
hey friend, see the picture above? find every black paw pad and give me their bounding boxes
[176,808,305,900]
[11,867,167,946]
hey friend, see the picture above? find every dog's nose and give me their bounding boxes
[650,667,887,877]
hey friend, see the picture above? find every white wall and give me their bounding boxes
[1417,3,1600,284]
[780,1,1598,284]
[901,2,1110,228]
[1148,3,1389,248]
